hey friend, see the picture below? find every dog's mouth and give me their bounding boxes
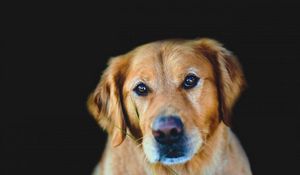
[157,141,192,165]
[143,129,202,165]
[164,149,184,158]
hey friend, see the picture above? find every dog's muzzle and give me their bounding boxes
[151,116,190,164]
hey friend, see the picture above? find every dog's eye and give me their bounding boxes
[182,74,200,89]
[133,83,149,96]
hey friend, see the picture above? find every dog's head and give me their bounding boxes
[88,38,245,165]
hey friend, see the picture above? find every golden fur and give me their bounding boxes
[88,38,252,175]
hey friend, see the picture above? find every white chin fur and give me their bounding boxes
[160,155,192,165]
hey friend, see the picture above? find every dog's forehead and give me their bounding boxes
[128,41,213,79]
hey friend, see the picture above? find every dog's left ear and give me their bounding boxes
[87,55,130,147]
[195,38,246,126]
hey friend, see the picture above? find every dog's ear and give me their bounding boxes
[87,55,130,147]
[195,38,246,126]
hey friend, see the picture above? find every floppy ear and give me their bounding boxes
[195,38,246,126]
[87,56,130,147]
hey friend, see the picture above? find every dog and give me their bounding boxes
[88,38,252,175]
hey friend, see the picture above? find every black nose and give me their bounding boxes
[152,116,184,145]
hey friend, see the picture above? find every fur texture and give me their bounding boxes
[88,38,252,175]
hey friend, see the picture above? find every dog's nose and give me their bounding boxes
[152,116,184,145]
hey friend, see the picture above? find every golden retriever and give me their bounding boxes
[88,38,252,175]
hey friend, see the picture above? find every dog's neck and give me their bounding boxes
[126,122,230,175]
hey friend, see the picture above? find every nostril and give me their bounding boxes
[170,128,178,136]
[152,116,184,145]
[153,130,165,139]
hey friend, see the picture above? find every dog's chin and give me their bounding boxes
[159,155,192,165]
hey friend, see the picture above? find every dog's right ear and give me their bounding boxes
[194,38,246,126]
[87,55,130,147]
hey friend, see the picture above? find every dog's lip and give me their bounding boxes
[164,149,184,158]
[157,146,190,165]
[155,136,190,164]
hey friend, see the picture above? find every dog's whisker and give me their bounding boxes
[100,115,146,144]
[136,142,143,149]
[130,95,140,121]
[202,142,214,157]
[135,136,144,142]
[139,152,156,175]
[165,166,180,175]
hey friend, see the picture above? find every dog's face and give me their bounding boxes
[88,38,245,165]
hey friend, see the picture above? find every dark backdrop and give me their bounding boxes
[3,1,299,175]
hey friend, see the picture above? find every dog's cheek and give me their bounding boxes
[195,80,220,136]
[142,136,159,163]
[122,96,144,139]
[124,97,140,124]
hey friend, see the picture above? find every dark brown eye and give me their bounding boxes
[182,74,200,89]
[133,83,149,96]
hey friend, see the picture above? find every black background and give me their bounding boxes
[3,1,299,175]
